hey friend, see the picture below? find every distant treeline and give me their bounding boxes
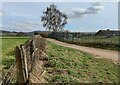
[37,31,95,38]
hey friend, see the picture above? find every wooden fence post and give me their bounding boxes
[15,46,26,84]
[21,45,28,80]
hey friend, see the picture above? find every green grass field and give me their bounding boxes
[45,41,119,83]
[2,37,29,69]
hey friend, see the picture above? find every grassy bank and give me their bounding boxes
[45,41,119,83]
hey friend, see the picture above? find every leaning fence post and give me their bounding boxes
[15,46,26,84]
[21,45,28,80]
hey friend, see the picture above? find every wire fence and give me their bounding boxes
[49,32,119,43]
[48,32,120,49]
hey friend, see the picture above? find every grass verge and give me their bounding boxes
[45,41,119,83]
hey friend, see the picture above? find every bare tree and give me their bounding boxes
[41,4,67,32]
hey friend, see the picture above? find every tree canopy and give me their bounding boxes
[41,4,68,32]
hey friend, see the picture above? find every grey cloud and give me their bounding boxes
[66,2,104,19]
[0,10,9,17]
[10,21,42,27]
[91,2,102,6]
[0,10,4,17]
[9,21,44,32]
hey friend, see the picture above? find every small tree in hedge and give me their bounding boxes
[41,4,67,32]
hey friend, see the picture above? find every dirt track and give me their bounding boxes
[47,38,119,62]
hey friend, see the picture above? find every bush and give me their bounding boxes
[40,32,51,38]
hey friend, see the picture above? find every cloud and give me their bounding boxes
[91,2,102,6]
[0,10,4,17]
[8,21,44,32]
[8,12,29,17]
[0,10,11,17]
[10,21,42,27]
[65,2,104,19]
[0,10,9,17]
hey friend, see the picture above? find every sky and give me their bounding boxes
[0,2,118,32]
